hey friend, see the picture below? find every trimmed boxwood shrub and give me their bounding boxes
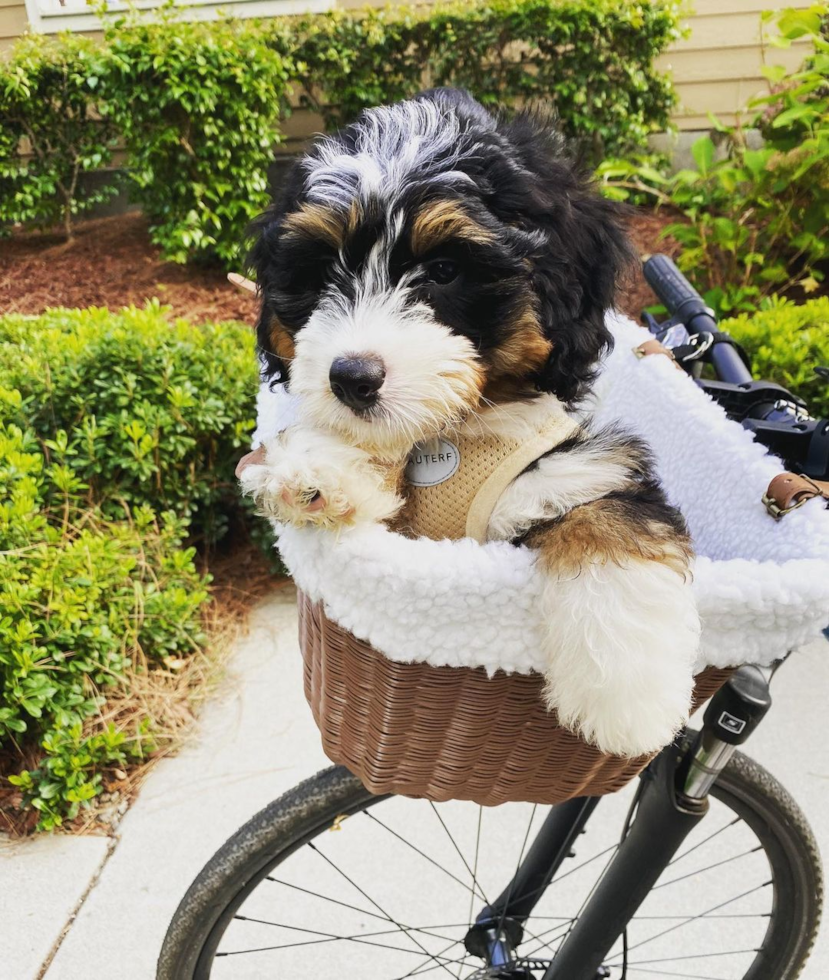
[0,305,260,830]
[285,0,681,160]
[0,303,258,543]
[101,16,293,264]
[722,297,829,420]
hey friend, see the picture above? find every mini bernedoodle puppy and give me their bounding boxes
[239,88,700,759]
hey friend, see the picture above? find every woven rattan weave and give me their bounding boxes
[299,592,732,806]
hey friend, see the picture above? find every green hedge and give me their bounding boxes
[722,297,829,420]
[0,306,259,829]
[0,304,258,543]
[101,19,292,264]
[0,0,681,264]
[282,0,680,155]
[0,33,119,238]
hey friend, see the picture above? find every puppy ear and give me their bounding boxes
[532,189,633,405]
[494,111,634,404]
[246,164,308,388]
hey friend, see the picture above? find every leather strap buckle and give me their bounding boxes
[762,472,829,520]
[633,340,682,369]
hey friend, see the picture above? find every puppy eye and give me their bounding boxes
[425,259,460,285]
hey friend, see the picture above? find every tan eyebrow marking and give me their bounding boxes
[410,200,495,255]
[282,203,346,249]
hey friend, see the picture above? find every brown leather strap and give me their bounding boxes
[633,339,682,369]
[762,471,829,520]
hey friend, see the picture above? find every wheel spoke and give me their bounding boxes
[221,917,467,962]
[501,840,620,917]
[364,811,488,903]
[539,844,619,956]
[458,806,485,980]
[653,846,763,890]
[668,817,741,867]
[308,840,459,977]
[394,938,468,979]
[494,803,538,941]
[429,802,491,907]
[625,968,736,979]
[625,947,760,966]
[609,879,773,958]
[631,913,770,920]
[266,875,454,937]
[519,916,578,958]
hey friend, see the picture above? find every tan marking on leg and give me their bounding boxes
[411,200,495,255]
[526,498,692,579]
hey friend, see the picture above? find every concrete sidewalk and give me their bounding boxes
[3,587,828,979]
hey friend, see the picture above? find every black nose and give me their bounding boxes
[329,356,386,411]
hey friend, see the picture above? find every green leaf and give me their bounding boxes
[691,136,716,174]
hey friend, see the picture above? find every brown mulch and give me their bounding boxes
[0,208,679,325]
[616,208,682,321]
[0,213,259,325]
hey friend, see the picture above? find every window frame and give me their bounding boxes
[22,0,333,35]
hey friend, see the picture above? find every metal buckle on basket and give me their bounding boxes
[679,332,714,363]
[762,475,826,520]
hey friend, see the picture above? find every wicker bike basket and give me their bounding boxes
[299,591,733,807]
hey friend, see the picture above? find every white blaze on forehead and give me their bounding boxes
[303,101,479,208]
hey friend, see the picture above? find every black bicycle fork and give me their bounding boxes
[464,664,774,979]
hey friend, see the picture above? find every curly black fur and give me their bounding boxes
[249,88,632,403]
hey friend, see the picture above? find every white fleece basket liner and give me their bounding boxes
[254,312,829,673]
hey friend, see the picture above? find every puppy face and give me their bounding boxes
[250,89,630,457]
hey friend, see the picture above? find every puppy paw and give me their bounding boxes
[540,559,699,758]
[276,477,357,527]
[237,429,403,530]
[241,455,356,529]
[548,679,691,758]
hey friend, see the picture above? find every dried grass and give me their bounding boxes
[1,541,285,838]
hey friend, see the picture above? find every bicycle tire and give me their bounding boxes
[158,747,822,979]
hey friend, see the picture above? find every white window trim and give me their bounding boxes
[23,0,334,35]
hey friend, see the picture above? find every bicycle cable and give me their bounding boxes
[616,778,645,980]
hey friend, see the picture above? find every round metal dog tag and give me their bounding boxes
[405,438,461,487]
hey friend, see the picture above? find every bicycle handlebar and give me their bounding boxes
[643,254,752,385]
[640,253,829,482]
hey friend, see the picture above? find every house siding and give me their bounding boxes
[661,0,815,130]
[0,0,29,52]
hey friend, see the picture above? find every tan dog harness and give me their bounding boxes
[398,406,580,543]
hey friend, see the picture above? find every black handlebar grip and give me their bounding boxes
[642,254,714,326]
[643,254,753,384]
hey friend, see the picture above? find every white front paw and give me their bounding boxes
[240,452,356,529]
[548,676,691,758]
[237,429,403,530]
[540,560,699,758]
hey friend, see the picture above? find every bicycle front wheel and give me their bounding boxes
[159,747,822,979]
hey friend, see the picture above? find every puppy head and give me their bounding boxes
[250,89,631,457]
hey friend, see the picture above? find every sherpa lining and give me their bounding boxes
[254,312,829,672]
